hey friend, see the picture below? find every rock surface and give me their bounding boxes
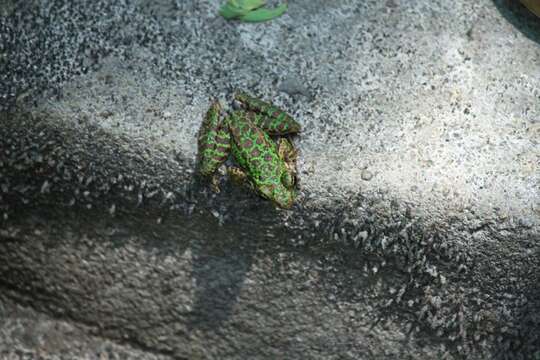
[0,296,169,359]
[1,0,539,359]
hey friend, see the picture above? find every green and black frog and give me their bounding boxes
[197,91,301,208]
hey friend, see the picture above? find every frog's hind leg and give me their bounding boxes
[197,100,231,192]
[234,91,301,135]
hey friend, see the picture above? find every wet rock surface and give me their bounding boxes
[1,0,539,359]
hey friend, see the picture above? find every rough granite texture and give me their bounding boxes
[1,0,539,359]
[0,296,169,360]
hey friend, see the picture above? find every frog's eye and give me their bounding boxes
[281,171,295,188]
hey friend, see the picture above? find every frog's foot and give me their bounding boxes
[227,166,249,186]
[210,175,222,193]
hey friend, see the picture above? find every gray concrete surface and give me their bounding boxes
[1,0,539,359]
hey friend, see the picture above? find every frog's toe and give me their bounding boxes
[228,166,248,185]
[210,175,221,193]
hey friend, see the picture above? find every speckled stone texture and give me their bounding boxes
[1,0,539,359]
[0,296,170,359]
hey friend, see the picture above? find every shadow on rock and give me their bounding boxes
[493,252,540,359]
[187,237,256,331]
[492,0,540,44]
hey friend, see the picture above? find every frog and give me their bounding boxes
[197,91,301,208]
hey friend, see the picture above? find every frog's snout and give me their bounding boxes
[273,188,295,209]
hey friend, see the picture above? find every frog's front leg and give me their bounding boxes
[227,166,248,186]
[277,138,298,164]
[227,166,262,197]
[197,101,231,192]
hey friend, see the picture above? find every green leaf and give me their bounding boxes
[239,2,287,22]
[237,0,266,11]
[219,0,266,19]
[219,2,249,19]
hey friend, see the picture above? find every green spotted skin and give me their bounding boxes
[235,91,301,135]
[197,93,300,208]
[197,101,231,177]
[227,111,295,208]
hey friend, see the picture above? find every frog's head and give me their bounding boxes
[259,183,295,209]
